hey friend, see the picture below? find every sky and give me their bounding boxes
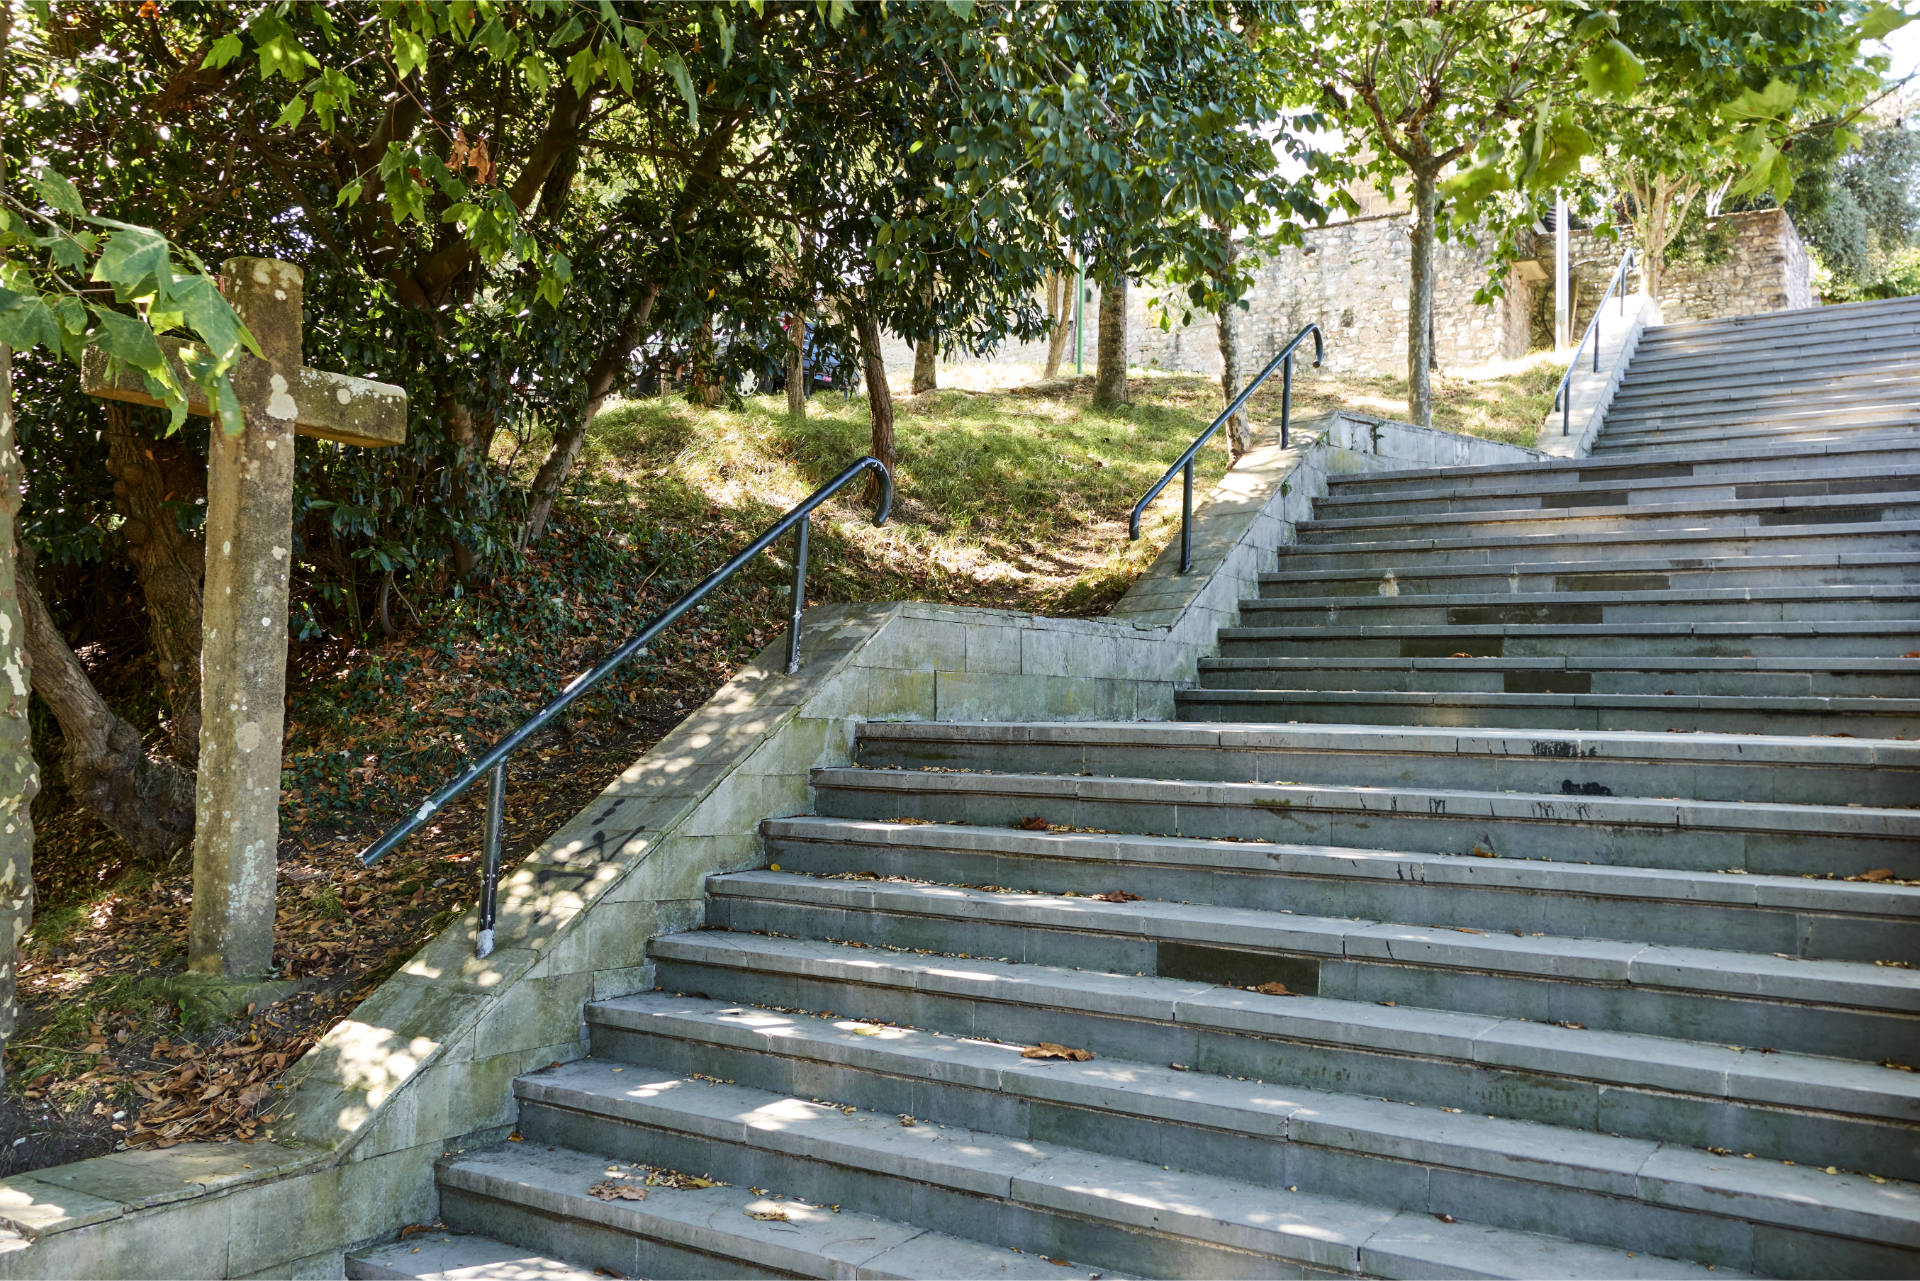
[1873,22,1920,86]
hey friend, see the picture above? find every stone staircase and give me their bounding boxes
[350,308,1920,1279]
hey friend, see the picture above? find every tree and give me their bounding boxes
[1310,3,1625,426]
[1598,0,1902,300]
[1042,269,1074,380]
[1793,107,1920,296]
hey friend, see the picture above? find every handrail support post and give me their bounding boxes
[1179,461,1193,574]
[1281,354,1293,450]
[477,762,505,958]
[786,517,811,675]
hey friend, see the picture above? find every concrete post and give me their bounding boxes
[1555,192,1571,351]
[188,258,303,978]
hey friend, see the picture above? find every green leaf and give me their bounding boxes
[171,273,257,363]
[92,226,172,302]
[89,308,169,374]
[335,177,365,207]
[203,31,245,69]
[275,93,309,130]
[29,169,86,219]
[1857,3,1909,42]
[1727,78,1797,122]
[521,54,551,96]
[0,292,62,352]
[249,12,320,82]
[392,22,429,79]
[1577,38,1644,99]
[660,51,699,126]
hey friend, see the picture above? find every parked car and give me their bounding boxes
[754,320,860,399]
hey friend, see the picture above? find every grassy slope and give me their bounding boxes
[8,360,1555,1173]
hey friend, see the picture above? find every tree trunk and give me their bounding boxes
[523,286,660,548]
[688,315,723,408]
[1043,270,1072,380]
[785,308,807,417]
[1643,174,1671,302]
[853,309,896,497]
[17,565,194,861]
[1407,167,1439,428]
[1215,235,1250,458]
[103,405,204,761]
[912,338,937,394]
[0,343,38,1097]
[441,392,497,582]
[1093,271,1130,408]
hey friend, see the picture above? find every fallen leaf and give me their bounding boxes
[1017,817,1051,831]
[594,1269,627,1279]
[1860,868,1895,882]
[1023,1042,1095,1061]
[399,1225,434,1239]
[1434,1213,1456,1224]
[747,1209,789,1222]
[590,1181,648,1202]
[1089,891,1142,903]
[1252,982,1296,997]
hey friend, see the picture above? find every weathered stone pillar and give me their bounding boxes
[188,257,303,978]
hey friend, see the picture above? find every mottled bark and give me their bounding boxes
[785,308,807,417]
[1216,236,1250,458]
[688,315,723,408]
[1093,271,1129,408]
[523,285,660,548]
[103,405,204,760]
[1043,271,1073,380]
[853,310,896,500]
[0,343,37,1096]
[441,392,496,581]
[1407,167,1438,429]
[912,338,937,394]
[18,567,194,863]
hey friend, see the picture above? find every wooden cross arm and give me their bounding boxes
[81,338,408,449]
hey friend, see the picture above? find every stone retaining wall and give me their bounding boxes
[0,414,1540,1279]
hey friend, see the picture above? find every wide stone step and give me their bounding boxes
[1609,363,1920,407]
[808,765,1920,878]
[1174,685,1920,737]
[1601,394,1920,433]
[1258,552,1920,598]
[596,985,1920,1199]
[347,1231,597,1280]
[1212,617,1920,660]
[637,936,1916,1275]
[850,720,1920,808]
[1196,654,1920,700]
[1235,585,1920,627]
[1634,307,1920,352]
[1271,522,1920,571]
[1592,420,1920,453]
[514,1050,1735,1281]
[436,1141,1105,1280]
[1313,463,1920,520]
[762,816,1919,962]
[1296,493,1920,545]
[1641,296,1920,343]
[1622,330,1920,376]
[1323,435,1920,499]
[706,871,1920,1061]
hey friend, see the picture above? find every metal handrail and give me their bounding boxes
[1553,245,1638,436]
[357,455,894,956]
[1129,322,1322,573]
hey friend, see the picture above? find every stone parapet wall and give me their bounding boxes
[1546,208,1814,334]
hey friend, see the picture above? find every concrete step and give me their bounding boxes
[850,720,1920,809]
[1601,396,1920,433]
[1195,654,1920,700]
[1622,330,1920,376]
[1257,552,1920,598]
[762,815,1919,963]
[1609,364,1920,408]
[517,1043,1778,1278]
[1594,419,1920,453]
[1641,296,1920,343]
[347,1231,598,1280]
[1236,585,1920,628]
[706,870,1920,1061]
[1296,494,1920,546]
[437,1140,1110,1280]
[808,764,1920,878]
[1312,464,1920,520]
[596,985,1920,1196]
[1322,435,1920,499]
[1270,521,1920,572]
[637,936,1916,1275]
[1213,617,1920,660]
[1173,685,1920,736]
